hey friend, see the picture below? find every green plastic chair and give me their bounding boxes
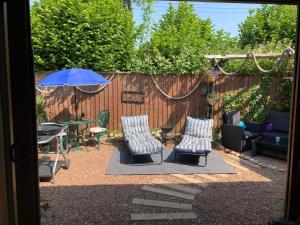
[89,110,110,149]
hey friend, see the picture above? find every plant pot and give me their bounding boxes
[200,86,208,95]
[160,124,174,133]
[204,75,217,82]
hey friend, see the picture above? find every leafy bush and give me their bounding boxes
[270,77,293,112]
[36,95,48,123]
[222,75,272,122]
[238,5,297,49]
[129,2,237,75]
[31,0,135,72]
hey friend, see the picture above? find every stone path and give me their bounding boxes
[131,212,198,221]
[131,173,212,221]
[128,149,284,222]
[151,179,201,194]
[142,185,195,200]
[132,198,193,210]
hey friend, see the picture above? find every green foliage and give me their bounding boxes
[133,0,157,46]
[129,2,238,75]
[238,5,297,49]
[31,1,295,77]
[31,0,135,72]
[207,92,219,99]
[36,95,48,123]
[222,75,272,122]
[270,78,293,112]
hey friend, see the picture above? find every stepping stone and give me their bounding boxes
[225,154,240,160]
[142,186,195,200]
[216,174,230,178]
[152,179,200,195]
[171,174,208,187]
[225,154,260,169]
[131,212,197,221]
[132,198,193,210]
[195,174,219,182]
[241,159,261,168]
[225,161,250,171]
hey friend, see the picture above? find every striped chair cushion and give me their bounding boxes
[185,117,213,139]
[121,115,164,155]
[121,115,150,138]
[127,133,164,155]
[175,135,211,153]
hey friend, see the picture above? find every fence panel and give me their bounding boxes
[36,73,274,132]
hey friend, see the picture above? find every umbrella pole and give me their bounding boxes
[74,86,77,120]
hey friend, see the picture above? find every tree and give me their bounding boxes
[130,2,237,75]
[122,0,132,10]
[31,0,135,71]
[238,5,297,48]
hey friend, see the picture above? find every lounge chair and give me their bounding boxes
[121,115,164,165]
[174,117,214,166]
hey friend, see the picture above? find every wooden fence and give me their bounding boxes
[36,72,280,132]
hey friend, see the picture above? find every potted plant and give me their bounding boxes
[204,68,218,82]
[206,92,220,105]
[36,95,48,123]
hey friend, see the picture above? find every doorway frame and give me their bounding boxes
[1,0,299,224]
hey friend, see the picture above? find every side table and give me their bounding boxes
[160,124,175,145]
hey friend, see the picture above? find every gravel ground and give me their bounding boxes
[40,144,287,225]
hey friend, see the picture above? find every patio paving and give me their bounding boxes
[40,144,287,225]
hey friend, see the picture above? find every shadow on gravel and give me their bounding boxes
[40,172,286,225]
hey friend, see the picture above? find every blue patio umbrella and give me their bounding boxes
[37,68,109,118]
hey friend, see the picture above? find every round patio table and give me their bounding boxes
[61,118,97,150]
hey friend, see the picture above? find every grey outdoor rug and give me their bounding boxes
[106,146,236,175]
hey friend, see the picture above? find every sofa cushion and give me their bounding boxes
[268,111,290,133]
[185,117,213,139]
[223,110,241,125]
[244,131,259,139]
[265,123,273,132]
[232,111,241,125]
[261,131,289,140]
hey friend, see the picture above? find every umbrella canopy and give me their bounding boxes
[38,68,109,87]
[37,68,109,120]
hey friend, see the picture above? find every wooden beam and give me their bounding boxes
[204,53,294,60]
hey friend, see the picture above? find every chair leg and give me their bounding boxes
[204,155,208,166]
[97,136,100,150]
[96,133,104,150]
[198,154,208,167]
[201,155,208,167]
[159,150,163,165]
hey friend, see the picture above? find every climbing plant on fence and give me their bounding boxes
[222,75,293,122]
[31,0,135,72]
[270,77,293,112]
[223,75,272,123]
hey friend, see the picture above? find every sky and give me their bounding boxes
[30,0,260,37]
[132,1,260,37]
